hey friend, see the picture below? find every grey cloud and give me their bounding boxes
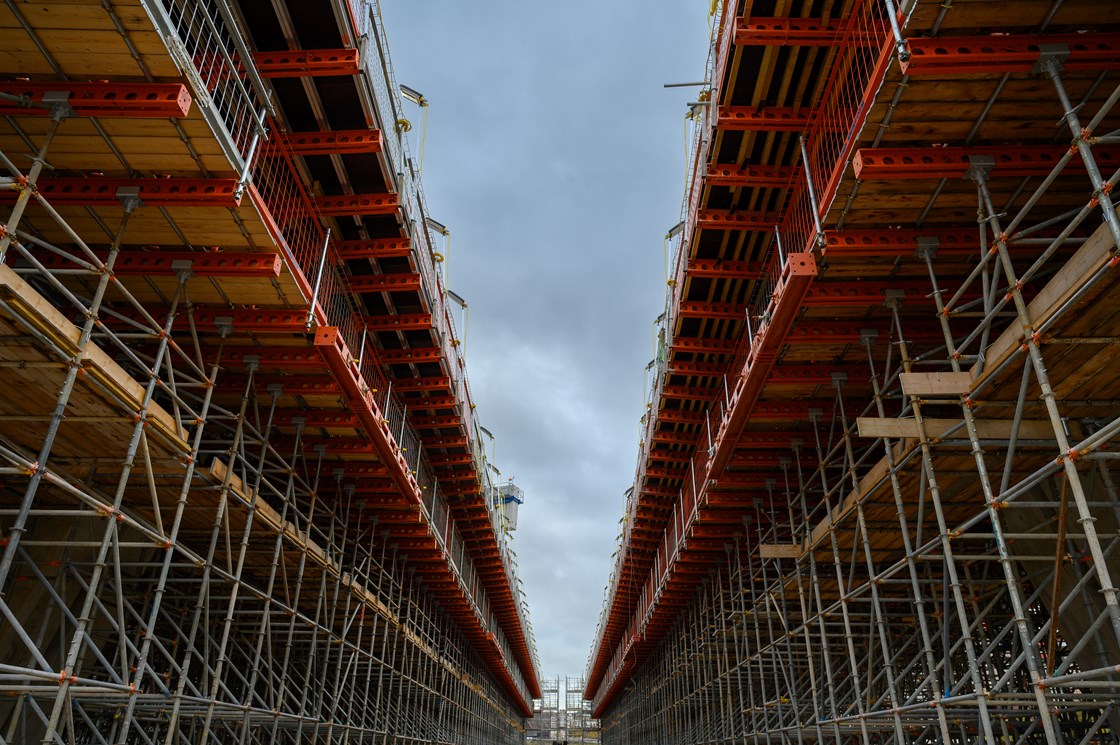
[381,0,711,677]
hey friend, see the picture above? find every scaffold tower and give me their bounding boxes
[586,0,1120,743]
[0,0,539,742]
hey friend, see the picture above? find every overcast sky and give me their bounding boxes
[378,2,712,681]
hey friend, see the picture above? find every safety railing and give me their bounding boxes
[588,0,901,700]
[359,0,539,677]
[585,0,735,690]
[140,0,270,177]
[246,130,532,703]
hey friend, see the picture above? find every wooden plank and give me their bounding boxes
[899,371,973,397]
[805,439,916,552]
[759,544,801,559]
[857,417,1059,440]
[10,134,227,156]
[976,207,1119,384]
[0,262,185,450]
[0,3,151,32]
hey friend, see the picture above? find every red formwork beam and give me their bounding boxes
[220,374,341,396]
[352,480,411,496]
[748,400,838,421]
[717,106,814,131]
[657,410,705,425]
[361,313,433,331]
[705,163,799,188]
[379,347,442,364]
[676,300,748,320]
[427,453,474,466]
[411,414,463,429]
[696,209,779,231]
[392,376,452,392]
[667,360,727,376]
[348,273,423,293]
[335,237,412,259]
[640,485,680,499]
[901,32,1120,76]
[783,320,938,346]
[660,385,719,400]
[253,49,361,77]
[802,280,933,307]
[417,432,465,447]
[766,364,866,386]
[0,82,192,117]
[853,145,1120,180]
[825,228,979,257]
[646,450,691,464]
[271,409,361,428]
[315,193,399,216]
[685,258,766,279]
[734,17,851,46]
[651,431,696,445]
[311,439,385,456]
[727,452,800,469]
[441,484,482,498]
[288,129,382,155]
[677,301,745,320]
[645,466,688,481]
[0,177,241,207]
[405,395,459,410]
[670,337,738,354]
[222,347,326,370]
[29,250,281,277]
[105,304,302,333]
[177,308,307,334]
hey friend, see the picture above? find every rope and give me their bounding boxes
[443,231,450,287]
[418,103,430,174]
[664,233,678,289]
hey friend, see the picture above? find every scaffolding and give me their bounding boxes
[0,0,537,742]
[587,0,1120,743]
[528,677,601,744]
[565,677,601,744]
[528,677,563,743]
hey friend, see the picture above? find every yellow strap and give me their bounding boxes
[418,103,430,173]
